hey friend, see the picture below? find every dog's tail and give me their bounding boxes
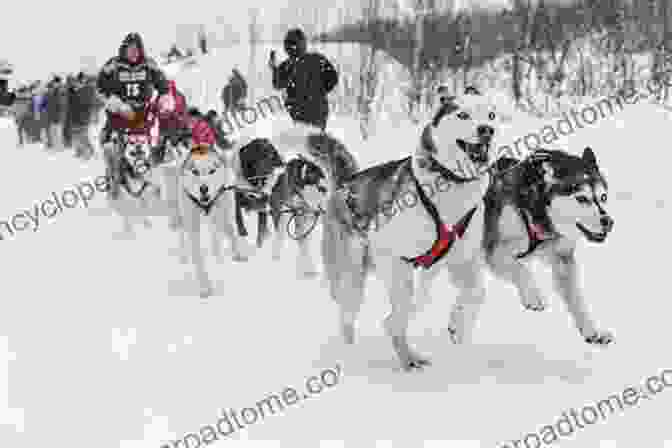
[306,133,359,190]
[321,190,371,312]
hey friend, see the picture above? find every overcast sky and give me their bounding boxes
[1,0,574,82]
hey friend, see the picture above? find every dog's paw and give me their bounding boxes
[298,269,320,280]
[142,218,153,229]
[199,286,213,298]
[584,330,614,346]
[401,354,431,372]
[446,325,462,344]
[232,253,248,263]
[520,289,548,312]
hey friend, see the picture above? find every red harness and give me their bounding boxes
[405,206,477,269]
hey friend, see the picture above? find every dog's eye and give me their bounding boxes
[600,193,607,202]
[488,112,496,120]
[191,168,199,176]
[208,168,216,175]
[576,196,591,204]
[456,111,470,120]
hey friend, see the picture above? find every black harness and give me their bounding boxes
[400,156,482,269]
[183,184,236,216]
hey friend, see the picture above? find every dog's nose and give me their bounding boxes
[477,125,494,138]
[600,215,614,229]
[199,184,209,196]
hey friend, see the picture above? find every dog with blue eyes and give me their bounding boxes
[178,143,250,298]
[321,86,500,371]
[481,146,615,345]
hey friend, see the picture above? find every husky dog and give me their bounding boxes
[269,153,329,277]
[178,143,249,298]
[271,122,359,193]
[322,89,498,370]
[233,138,285,247]
[232,137,331,275]
[107,129,164,237]
[480,147,615,344]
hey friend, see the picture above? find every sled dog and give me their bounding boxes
[481,147,615,344]
[321,88,498,370]
[269,153,329,277]
[107,129,164,236]
[178,143,249,298]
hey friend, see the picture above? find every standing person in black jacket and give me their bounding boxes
[269,28,338,131]
[69,72,98,160]
[45,76,68,150]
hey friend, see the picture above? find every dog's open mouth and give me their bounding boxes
[456,139,490,164]
[576,222,609,242]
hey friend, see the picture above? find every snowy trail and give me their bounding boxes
[1,68,672,447]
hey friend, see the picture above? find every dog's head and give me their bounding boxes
[421,86,500,175]
[120,132,153,177]
[287,155,328,210]
[181,144,231,205]
[541,147,614,243]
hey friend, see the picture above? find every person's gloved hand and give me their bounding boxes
[105,95,132,115]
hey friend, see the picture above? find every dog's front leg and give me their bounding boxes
[381,258,430,370]
[162,165,181,230]
[295,213,319,278]
[179,196,212,297]
[412,266,442,319]
[550,248,613,345]
[272,210,288,260]
[447,257,487,345]
[489,240,548,312]
[218,193,249,262]
[188,224,213,298]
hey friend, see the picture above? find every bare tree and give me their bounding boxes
[358,0,381,138]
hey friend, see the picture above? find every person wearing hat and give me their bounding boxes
[269,27,338,131]
[268,28,339,159]
[96,32,174,199]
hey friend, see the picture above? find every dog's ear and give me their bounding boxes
[464,86,481,95]
[432,100,458,126]
[582,147,597,167]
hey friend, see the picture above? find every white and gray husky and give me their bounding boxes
[321,89,497,370]
[178,145,250,298]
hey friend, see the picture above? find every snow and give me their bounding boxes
[1,47,672,448]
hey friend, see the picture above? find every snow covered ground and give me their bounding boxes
[1,50,671,448]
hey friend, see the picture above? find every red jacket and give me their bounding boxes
[190,117,216,146]
[158,80,188,131]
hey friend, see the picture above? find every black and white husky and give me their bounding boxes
[479,147,615,345]
[321,89,497,370]
[178,145,249,298]
[269,153,329,277]
[234,136,352,276]
[107,130,163,237]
